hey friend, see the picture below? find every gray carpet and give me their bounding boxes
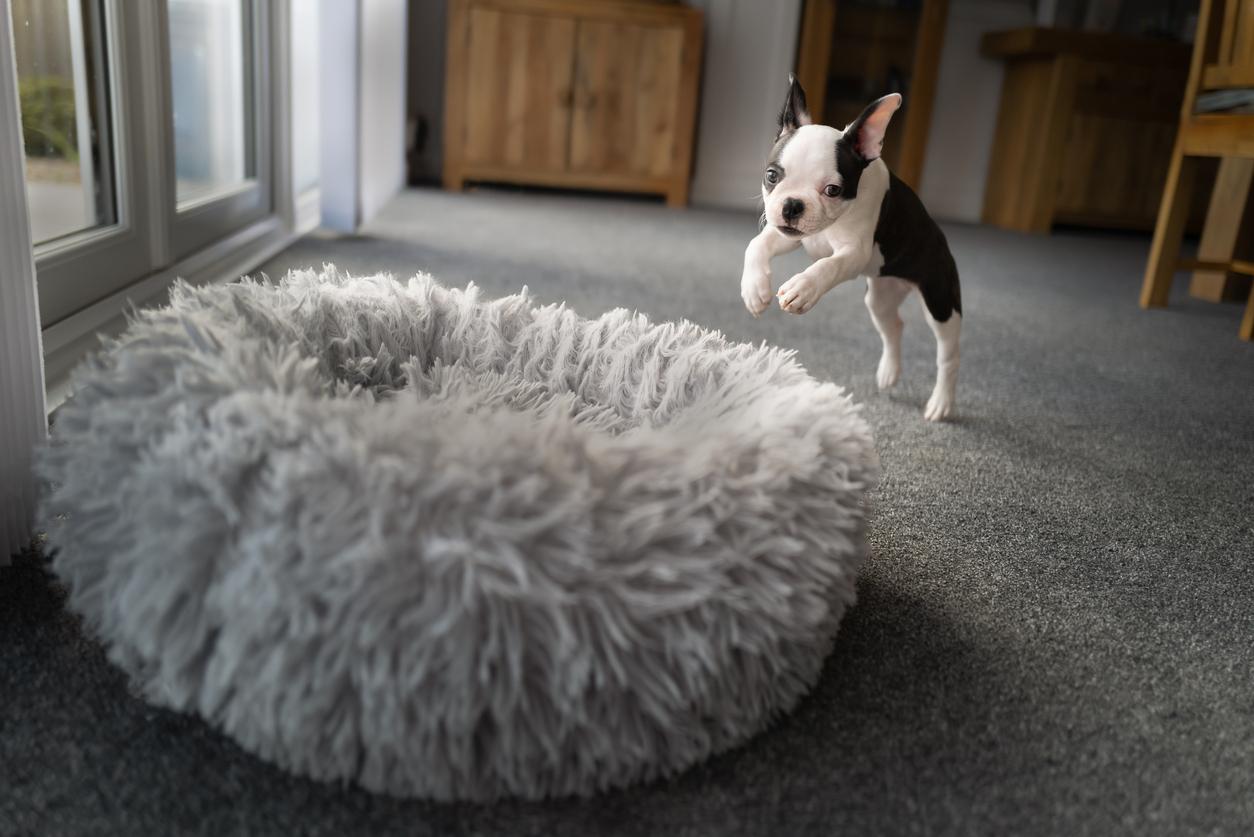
[4,187,1253,836]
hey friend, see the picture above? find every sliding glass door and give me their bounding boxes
[10,0,274,327]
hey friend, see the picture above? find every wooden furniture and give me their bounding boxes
[442,0,703,207]
[795,0,949,189]
[1188,157,1254,304]
[1141,0,1254,341]
[981,27,1207,234]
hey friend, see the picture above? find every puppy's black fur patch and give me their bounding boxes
[873,173,962,322]
[777,74,809,138]
[764,133,792,193]
[834,136,866,200]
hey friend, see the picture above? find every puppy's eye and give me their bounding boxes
[824,184,842,198]
[765,169,779,184]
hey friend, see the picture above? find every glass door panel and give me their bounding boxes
[167,0,269,258]
[11,0,116,245]
[168,0,254,206]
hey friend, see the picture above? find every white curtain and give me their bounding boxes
[1,0,49,562]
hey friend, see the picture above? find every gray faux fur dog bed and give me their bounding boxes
[38,269,879,800]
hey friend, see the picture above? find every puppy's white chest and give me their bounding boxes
[800,232,884,278]
[801,235,833,260]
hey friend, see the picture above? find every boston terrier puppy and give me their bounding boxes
[740,75,962,422]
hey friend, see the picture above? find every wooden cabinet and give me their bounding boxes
[981,27,1211,233]
[443,0,704,206]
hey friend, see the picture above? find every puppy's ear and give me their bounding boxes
[843,93,902,161]
[777,73,811,139]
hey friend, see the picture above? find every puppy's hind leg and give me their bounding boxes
[922,304,961,422]
[865,275,913,390]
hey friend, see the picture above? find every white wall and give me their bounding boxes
[318,0,407,231]
[687,0,803,210]
[358,0,408,222]
[917,0,1034,223]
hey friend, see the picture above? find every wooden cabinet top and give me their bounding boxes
[980,27,1191,67]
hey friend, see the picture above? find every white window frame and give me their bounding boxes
[0,0,48,558]
[34,0,162,326]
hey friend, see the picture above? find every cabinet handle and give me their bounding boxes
[558,88,574,108]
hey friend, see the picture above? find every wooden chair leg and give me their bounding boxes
[1241,284,1254,341]
[1141,144,1200,309]
[1190,158,1254,302]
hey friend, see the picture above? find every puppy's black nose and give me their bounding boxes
[782,198,804,223]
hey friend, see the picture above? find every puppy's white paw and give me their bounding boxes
[741,271,773,317]
[876,353,900,390]
[777,273,824,315]
[924,386,955,422]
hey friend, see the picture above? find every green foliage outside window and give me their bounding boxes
[19,75,78,160]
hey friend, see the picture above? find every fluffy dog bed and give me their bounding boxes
[38,269,878,800]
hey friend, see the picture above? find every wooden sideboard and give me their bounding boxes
[442,0,704,206]
[981,27,1209,233]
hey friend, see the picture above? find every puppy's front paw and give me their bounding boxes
[741,271,773,317]
[777,273,824,315]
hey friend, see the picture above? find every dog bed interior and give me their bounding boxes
[38,269,879,800]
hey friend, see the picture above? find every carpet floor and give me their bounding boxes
[4,187,1253,836]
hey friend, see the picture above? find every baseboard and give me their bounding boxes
[43,215,297,412]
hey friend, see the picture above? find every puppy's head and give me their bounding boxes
[762,75,902,238]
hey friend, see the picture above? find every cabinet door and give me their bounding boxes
[463,8,575,170]
[569,21,685,179]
